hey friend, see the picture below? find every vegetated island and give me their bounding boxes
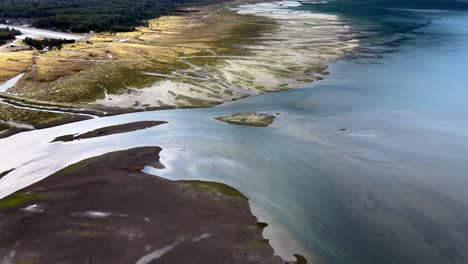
[51,120,167,142]
[215,112,276,127]
[0,147,306,263]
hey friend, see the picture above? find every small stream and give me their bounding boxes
[0,73,24,93]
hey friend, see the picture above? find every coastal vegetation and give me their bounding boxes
[0,0,345,138]
[181,180,248,199]
[0,27,21,42]
[23,37,75,50]
[0,0,191,32]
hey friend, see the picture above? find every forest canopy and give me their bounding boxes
[23,37,75,50]
[0,0,192,33]
[0,27,21,42]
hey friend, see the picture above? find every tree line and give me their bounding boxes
[23,37,75,50]
[0,0,192,33]
[0,27,21,42]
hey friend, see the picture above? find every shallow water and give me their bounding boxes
[0,24,86,40]
[1,2,468,264]
[0,73,24,92]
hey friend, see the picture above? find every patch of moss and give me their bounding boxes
[181,180,247,199]
[294,254,308,264]
[0,193,38,209]
[53,159,92,176]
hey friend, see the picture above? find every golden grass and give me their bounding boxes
[0,51,34,82]
[4,4,252,104]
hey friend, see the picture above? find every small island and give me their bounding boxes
[215,112,276,127]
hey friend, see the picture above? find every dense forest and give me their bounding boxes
[0,0,194,33]
[24,37,75,50]
[0,27,21,42]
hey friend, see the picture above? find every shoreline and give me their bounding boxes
[0,0,358,138]
[0,0,361,261]
[0,147,304,263]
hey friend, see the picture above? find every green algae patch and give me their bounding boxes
[0,193,38,209]
[0,104,68,127]
[181,180,247,199]
[215,112,275,127]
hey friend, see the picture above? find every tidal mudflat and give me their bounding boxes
[0,147,303,263]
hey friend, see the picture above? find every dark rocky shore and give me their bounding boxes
[0,147,302,263]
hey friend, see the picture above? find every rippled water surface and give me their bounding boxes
[1,1,468,264]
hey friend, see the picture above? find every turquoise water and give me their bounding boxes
[1,1,468,264]
[158,5,468,263]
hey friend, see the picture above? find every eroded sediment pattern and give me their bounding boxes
[97,0,359,108]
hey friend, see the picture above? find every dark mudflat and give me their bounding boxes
[0,147,299,263]
[51,121,167,142]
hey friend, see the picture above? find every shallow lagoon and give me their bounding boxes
[1,3,468,264]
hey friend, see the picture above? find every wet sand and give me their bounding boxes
[0,147,298,263]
